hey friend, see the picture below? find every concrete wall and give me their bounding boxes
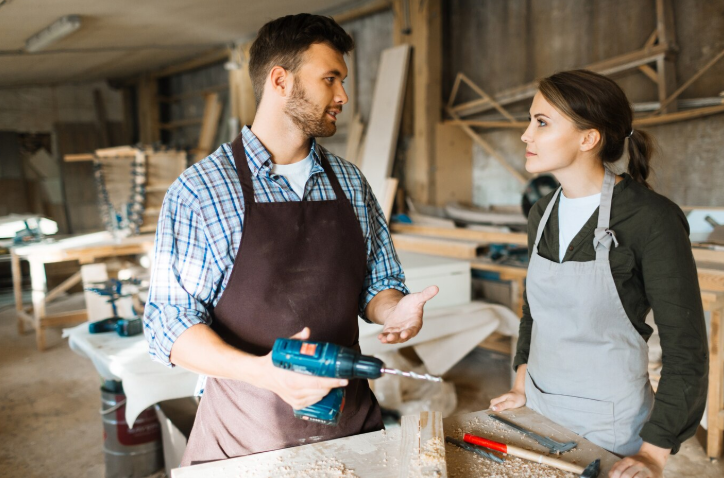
[444,0,724,207]
[0,82,123,134]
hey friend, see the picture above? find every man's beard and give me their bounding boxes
[284,82,338,138]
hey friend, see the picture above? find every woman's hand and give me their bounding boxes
[490,364,527,411]
[490,389,526,411]
[609,442,669,478]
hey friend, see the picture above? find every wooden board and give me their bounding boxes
[399,411,447,478]
[391,234,483,260]
[359,45,411,203]
[172,407,618,478]
[435,123,472,207]
[391,224,527,247]
[345,113,364,166]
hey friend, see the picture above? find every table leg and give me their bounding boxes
[707,304,723,459]
[28,258,48,351]
[11,252,25,334]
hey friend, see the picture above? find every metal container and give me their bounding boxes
[101,381,163,478]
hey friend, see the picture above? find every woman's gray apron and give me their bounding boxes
[525,168,654,456]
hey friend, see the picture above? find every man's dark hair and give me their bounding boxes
[248,14,354,105]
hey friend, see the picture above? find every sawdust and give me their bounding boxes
[407,436,448,478]
[445,443,576,478]
[241,458,359,478]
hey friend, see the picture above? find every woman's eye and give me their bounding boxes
[538,119,547,126]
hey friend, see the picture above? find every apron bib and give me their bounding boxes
[525,168,654,456]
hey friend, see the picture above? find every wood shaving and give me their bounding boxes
[242,458,359,478]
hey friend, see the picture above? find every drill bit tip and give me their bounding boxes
[381,368,443,382]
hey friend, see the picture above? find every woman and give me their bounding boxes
[490,70,708,478]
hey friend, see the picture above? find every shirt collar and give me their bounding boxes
[240,126,323,177]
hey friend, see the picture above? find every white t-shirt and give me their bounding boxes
[270,151,314,199]
[558,191,601,262]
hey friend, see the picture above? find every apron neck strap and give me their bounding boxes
[314,144,346,200]
[230,132,256,207]
[593,168,619,259]
[532,186,561,255]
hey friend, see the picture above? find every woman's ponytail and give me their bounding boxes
[627,129,654,189]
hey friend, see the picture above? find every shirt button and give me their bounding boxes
[568,245,574,251]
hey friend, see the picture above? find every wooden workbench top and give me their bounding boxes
[173,407,617,477]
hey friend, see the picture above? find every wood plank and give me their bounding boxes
[43,271,81,304]
[344,113,364,165]
[391,223,527,246]
[382,178,399,224]
[359,45,411,203]
[63,153,95,162]
[434,123,473,207]
[707,301,723,458]
[39,310,88,328]
[94,146,139,158]
[192,93,223,163]
[392,234,483,259]
[399,411,447,478]
[654,0,678,114]
[172,407,619,477]
[444,119,528,129]
[693,248,724,265]
[451,43,670,118]
[699,268,724,293]
[634,104,724,126]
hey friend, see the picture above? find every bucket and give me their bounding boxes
[100,380,163,478]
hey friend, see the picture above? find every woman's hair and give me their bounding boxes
[538,69,655,188]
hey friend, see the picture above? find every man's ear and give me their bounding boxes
[580,129,601,153]
[269,66,289,98]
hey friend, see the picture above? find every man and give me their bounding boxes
[143,14,438,466]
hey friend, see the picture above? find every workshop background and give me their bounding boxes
[1,1,723,477]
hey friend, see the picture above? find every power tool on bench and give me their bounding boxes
[271,338,442,426]
[86,278,143,337]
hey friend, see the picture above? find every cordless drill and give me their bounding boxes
[271,338,441,425]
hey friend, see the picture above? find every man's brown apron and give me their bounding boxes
[180,133,383,466]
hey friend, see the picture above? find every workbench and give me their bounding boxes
[172,407,618,477]
[12,232,155,350]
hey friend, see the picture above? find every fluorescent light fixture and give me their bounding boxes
[0,215,58,239]
[25,14,82,52]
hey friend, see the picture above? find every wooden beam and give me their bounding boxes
[434,123,472,207]
[399,411,447,478]
[192,93,223,162]
[63,153,95,162]
[446,106,529,185]
[457,73,516,122]
[151,49,228,79]
[137,74,160,143]
[393,0,442,205]
[333,0,391,24]
[443,119,528,129]
[634,103,724,127]
[655,0,678,114]
[652,46,724,116]
[391,223,528,246]
[451,43,670,118]
[43,271,82,304]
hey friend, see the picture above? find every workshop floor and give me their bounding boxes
[0,292,721,477]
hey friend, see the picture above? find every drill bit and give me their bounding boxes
[380,368,442,382]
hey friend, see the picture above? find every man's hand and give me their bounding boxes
[369,286,439,344]
[251,327,348,410]
[608,442,669,478]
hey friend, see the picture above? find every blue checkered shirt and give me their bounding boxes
[143,126,408,367]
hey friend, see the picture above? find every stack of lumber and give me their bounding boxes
[390,223,527,260]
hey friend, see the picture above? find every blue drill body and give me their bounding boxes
[271,338,384,425]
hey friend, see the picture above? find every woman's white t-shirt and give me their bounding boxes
[558,191,601,262]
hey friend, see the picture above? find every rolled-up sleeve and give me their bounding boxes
[638,206,708,454]
[143,186,220,367]
[358,180,409,321]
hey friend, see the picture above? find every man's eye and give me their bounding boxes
[325,77,335,83]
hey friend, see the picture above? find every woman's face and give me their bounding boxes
[521,92,586,175]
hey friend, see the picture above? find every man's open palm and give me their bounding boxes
[377,286,438,344]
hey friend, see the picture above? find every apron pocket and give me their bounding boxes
[527,371,616,450]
